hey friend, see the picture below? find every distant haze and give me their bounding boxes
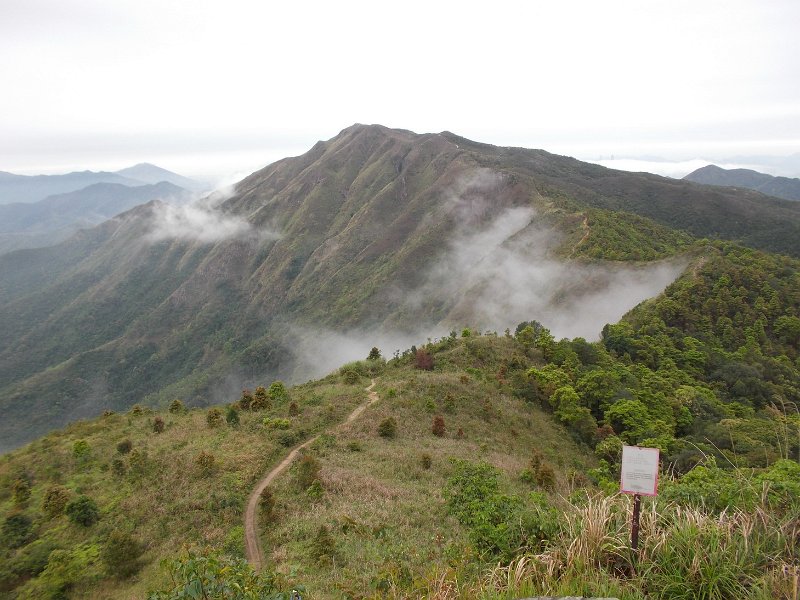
[1,1,799,183]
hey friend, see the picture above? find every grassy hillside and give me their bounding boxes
[3,295,800,598]
[0,333,600,599]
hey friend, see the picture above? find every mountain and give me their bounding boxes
[1,126,799,600]
[0,170,146,204]
[115,162,207,190]
[0,181,191,254]
[1,124,800,451]
[684,164,800,201]
[0,164,204,204]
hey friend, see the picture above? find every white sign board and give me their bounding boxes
[620,445,659,496]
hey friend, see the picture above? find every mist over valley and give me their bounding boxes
[1,124,798,452]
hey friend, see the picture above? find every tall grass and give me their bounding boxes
[426,493,799,600]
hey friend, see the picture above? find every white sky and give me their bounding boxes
[2,0,799,183]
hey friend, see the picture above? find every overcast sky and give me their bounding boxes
[2,0,799,182]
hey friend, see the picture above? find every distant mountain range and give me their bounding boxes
[0,181,192,254]
[684,164,800,201]
[0,162,205,204]
[0,163,204,254]
[1,124,800,450]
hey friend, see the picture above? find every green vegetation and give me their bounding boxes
[1,125,800,598]
[0,380,366,597]
[146,550,299,599]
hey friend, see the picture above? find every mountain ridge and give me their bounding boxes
[0,124,799,450]
[0,164,203,204]
[683,163,800,201]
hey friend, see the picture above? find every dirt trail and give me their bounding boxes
[244,379,380,570]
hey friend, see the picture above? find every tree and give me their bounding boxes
[65,495,99,527]
[152,416,165,433]
[169,398,185,414]
[534,327,556,360]
[367,347,382,360]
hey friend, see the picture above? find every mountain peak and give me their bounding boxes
[684,164,800,201]
[115,163,206,191]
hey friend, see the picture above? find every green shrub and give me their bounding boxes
[309,525,337,565]
[268,381,290,405]
[147,550,298,599]
[294,454,321,491]
[2,513,33,548]
[444,460,556,559]
[128,448,148,476]
[12,478,31,505]
[168,399,184,414]
[24,544,100,598]
[65,495,100,527]
[367,347,382,360]
[342,369,360,384]
[42,485,71,518]
[116,439,133,454]
[306,479,324,501]
[346,441,363,452]
[263,417,291,429]
[288,401,299,416]
[102,530,143,578]
[73,439,90,460]
[130,404,144,415]
[152,416,165,433]
[277,431,299,447]
[111,458,126,477]
[226,405,240,427]
[378,417,397,439]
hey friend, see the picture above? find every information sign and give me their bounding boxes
[620,445,659,496]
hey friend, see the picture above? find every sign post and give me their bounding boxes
[620,445,659,556]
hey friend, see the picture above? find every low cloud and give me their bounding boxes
[146,191,279,244]
[279,175,688,383]
[399,171,688,341]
